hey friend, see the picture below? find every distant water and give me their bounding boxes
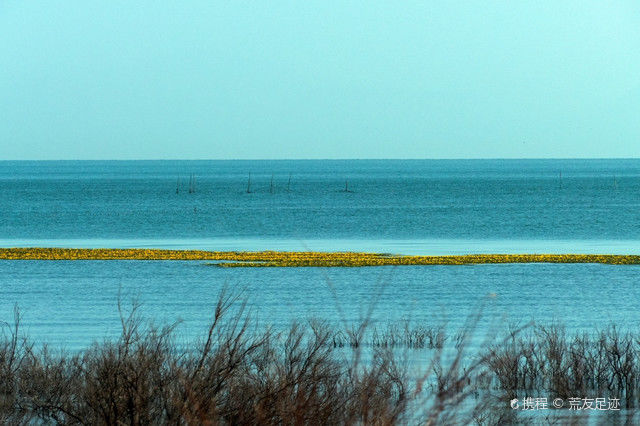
[1,159,640,349]
[2,159,640,246]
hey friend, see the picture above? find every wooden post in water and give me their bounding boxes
[246,173,252,193]
[287,173,291,192]
[270,174,274,194]
[176,177,180,194]
[614,174,618,190]
[559,171,562,189]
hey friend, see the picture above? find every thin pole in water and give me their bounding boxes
[287,173,291,192]
[176,177,180,194]
[559,171,562,189]
[246,173,252,193]
[270,174,274,194]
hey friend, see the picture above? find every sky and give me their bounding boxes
[1,1,639,160]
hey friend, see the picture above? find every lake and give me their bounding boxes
[1,159,640,349]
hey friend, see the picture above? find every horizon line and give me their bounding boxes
[2,157,640,162]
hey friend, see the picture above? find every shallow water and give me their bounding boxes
[3,237,640,255]
[1,260,639,351]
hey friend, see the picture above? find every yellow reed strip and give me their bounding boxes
[1,248,640,267]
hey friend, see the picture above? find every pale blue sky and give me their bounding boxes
[1,1,639,159]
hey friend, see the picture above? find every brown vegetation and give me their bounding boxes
[2,291,638,424]
[0,292,490,425]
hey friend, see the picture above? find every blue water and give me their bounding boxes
[1,159,640,349]
[3,261,640,351]
[2,159,640,241]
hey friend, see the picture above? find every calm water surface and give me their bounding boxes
[1,261,639,350]
[2,159,640,241]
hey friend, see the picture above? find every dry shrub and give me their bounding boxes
[17,289,640,424]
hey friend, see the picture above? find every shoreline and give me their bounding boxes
[2,247,640,267]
